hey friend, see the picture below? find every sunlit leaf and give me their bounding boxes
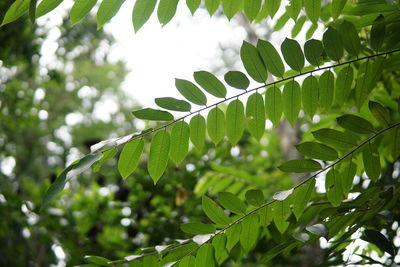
[323,27,343,62]
[132,0,157,32]
[179,255,196,267]
[170,121,190,166]
[279,159,322,173]
[291,16,307,38]
[265,86,282,126]
[244,0,262,22]
[36,0,63,18]
[148,131,170,184]
[212,234,229,265]
[295,141,338,161]
[304,0,321,24]
[180,222,216,235]
[304,39,323,66]
[265,0,281,18]
[240,213,259,251]
[257,39,285,78]
[226,223,241,252]
[362,142,381,182]
[281,38,304,72]
[332,0,346,19]
[202,195,231,226]
[195,243,214,267]
[84,255,110,265]
[70,0,97,26]
[189,114,206,150]
[186,0,200,14]
[194,71,227,98]
[175,79,207,106]
[118,139,144,179]
[132,108,173,121]
[97,0,125,29]
[205,0,219,15]
[337,114,375,134]
[287,0,301,21]
[240,41,268,83]
[226,99,245,145]
[282,80,301,126]
[301,75,319,118]
[217,192,246,215]
[207,107,226,145]
[319,70,335,111]
[222,0,242,20]
[1,0,29,27]
[246,92,265,140]
[273,188,293,201]
[157,0,178,26]
[93,148,118,172]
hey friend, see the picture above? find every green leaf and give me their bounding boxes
[279,159,322,173]
[84,255,110,266]
[41,154,102,210]
[325,169,344,207]
[295,142,338,161]
[331,0,346,19]
[370,15,385,52]
[282,80,301,126]
[205,0,219,16]
[148,131,170,184]
[265,0,281,18]
[175,79,207,106]
[240,213,259,251]
[132,108,173,121]
[337,114,375,134]
[143,255,159,267]
[157,0,178,26]
[212,234,229,265]
[224,71,249,90]
[363,229,395,257]
[189,114,206,150]
[391,127,400,161]
[162,243,198,265]
[323,27,343,62]
[93,148,118,172]
[118,139,144,179]
[155,97,191,112]
[272,199,291,233]
[274,10,289,31]
[257,39,285,78]
[245,189,264,206]
[195,244,214,267]
[29,0,37,24]
[70,0,97,26]
[240,41,268,83]
[1,0,29,26]
[225,223,241,252]
[312,128,357,150]
[226,99,245,145]
[246,92,265,140]
[97,0,125,29]
[180,222,216,235]
[306,23,318,39]
[304,39,323,66]
[319,70,335,111]
[217,192,246,215]
[207,107,226,145]
[287,0,301,21]
[339,20,361,56]
[265,86,282,126]
[339,157,356,195]
[293,179,315,220]
[194,71,227,98]
[244,0,261,22]
[36,0,63,18]
[186,0,200,15]
[179,255,195,267]
[301,75,319,118]
[362,142,381,182]
[170,121,190,166]
[202,195,231,226]
[281,38,304,72]
[368,101,390,127]
[222,0,242,20]
[291,16,307,38]
[334,66,353,104]
[304,0,321,24]
[306,224,328,240]
[132,0,157,32]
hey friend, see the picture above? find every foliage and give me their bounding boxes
[2,0,400,266]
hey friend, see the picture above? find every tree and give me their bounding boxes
[1,0,400,266]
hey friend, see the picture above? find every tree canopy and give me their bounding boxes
[1,0,400,266]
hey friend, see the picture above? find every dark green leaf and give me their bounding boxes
[1,0,29,27]
[244,0,261,22]
[222,0,242,20]
[29,0,37,24]
[293,179,315,220]
[180,222,216,235]
[282,80,301,126]
[339,20,361,56]
[240,213,259,251]
[132,108,173,121]
[240,41,268,83]
[306,224,328,240]
[301,75,319,118]
[148,131,170,184]
[194,71,227,98]
[339,157,356,195]
[332,0,346,19]
[186,0,200,15]
[118,139,144,179]
[195,244,214,267]
[334,66,353,104]
[205,0,219,15]
[170,121,190,166]
[265,86,282,126]
[224,71,249,89]
[246,92,265,140]
[368,101,390,127]
[312,128,357,150]
[323,27,343,61]
[132,0,157,32]
[217,192,246,215]
[212,234,229,265]
[257,39,285,78]
[202,195,231,226]
[226,99,245,145]
[36,0,63,18]
[70,0,97,26]
[325,169,344,207]
[245,189,264,206]
[207,107,225,145]
[272,199,291,233]
[337,114,375,134]
[155,97,191,112]
[97,0,125,29]
[304,0,321,24]
[175,79,207,105]
[281,38,304,72]
[189,114,206,150]
[296,141,338,161]
[363,229,395,256]
[362,142,381,182]
[304,39,323,67]
[370,15,385,52]
[319,70,335,111]
[157,0,178,26]
[279,159,322,173]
